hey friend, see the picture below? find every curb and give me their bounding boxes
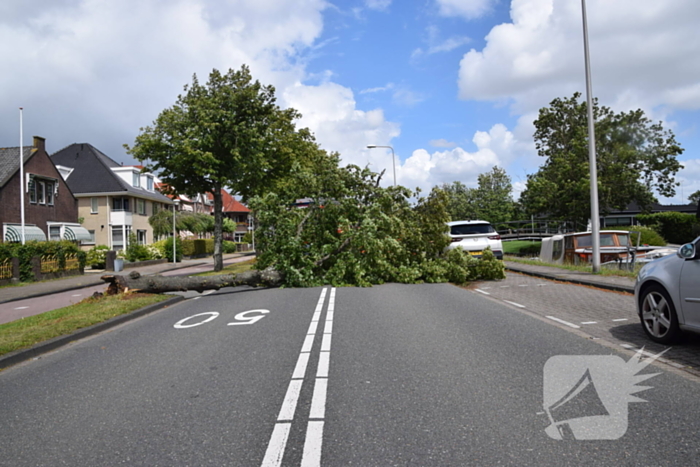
[505,265,635,294]
[0,295,185,371]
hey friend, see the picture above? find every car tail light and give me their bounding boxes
[488,235,501,240]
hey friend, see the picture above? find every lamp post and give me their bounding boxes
[581,0,601,272]
[172,199,180,264]
[366,145,396,187]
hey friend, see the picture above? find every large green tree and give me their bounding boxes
[519,93,683,229]
[127,65,309,270]
[441,166,514,226]
[474,166,514,227]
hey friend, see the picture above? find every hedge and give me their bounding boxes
[0,240,87,282]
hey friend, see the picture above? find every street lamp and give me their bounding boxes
[366,145,396,187]
[172,199,180,264]
[581,0,601,272]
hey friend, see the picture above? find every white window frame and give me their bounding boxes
[91,197,99,213]
[46,181,54,206]
[132,172,140,187]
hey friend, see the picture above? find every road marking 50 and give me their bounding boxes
[173,309,270,329]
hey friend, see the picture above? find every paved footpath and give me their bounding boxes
[0,252,254,305]
[504,259,636,293]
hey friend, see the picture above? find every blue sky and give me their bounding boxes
[2,0,699,204]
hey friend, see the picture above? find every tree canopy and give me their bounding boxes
[249,149,504,287]
[127,65,310,270]
[441,166,514,226]
[519,93,683,229]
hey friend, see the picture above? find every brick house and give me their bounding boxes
[51,143,173,250]
[207,190,251,242]
[0,136,86,242]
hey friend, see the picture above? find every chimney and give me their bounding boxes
[33,136,46,152]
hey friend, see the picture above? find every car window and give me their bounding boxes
[451,224,494,235]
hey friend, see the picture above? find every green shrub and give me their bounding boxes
[222,240,238,253]
[0,240,87,281]
[636,212,697,244]
[87,245,110,268]
[125,233,152,262]
[162,237,183,262]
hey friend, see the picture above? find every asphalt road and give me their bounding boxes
[1,283,699,466]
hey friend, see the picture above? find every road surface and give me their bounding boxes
[1,283,699,466]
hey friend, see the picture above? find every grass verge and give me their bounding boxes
[0,293,170,358]
[504,255,642,278]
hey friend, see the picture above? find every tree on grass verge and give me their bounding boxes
[520,93,683,228]
[249,149,505,287]
[127,65,309,271]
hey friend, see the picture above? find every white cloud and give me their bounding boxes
[360,83,395,94]
[0,0,402,177]
[457,0,700,117]
[283,81,401,169]
[430,139,457,148]
[435,0,497,20]
[365,0,392,11]
[398,123,517,190]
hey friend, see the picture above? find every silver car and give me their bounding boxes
[635,236,700,344]
[446,220,503,260]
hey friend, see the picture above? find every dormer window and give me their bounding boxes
[147,176,154,191]
[132,172,140,187]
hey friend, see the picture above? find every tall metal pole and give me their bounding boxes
[19,108,26,245]
[581,0,601,272]
[172,200,178,263]
[366,145,397,186]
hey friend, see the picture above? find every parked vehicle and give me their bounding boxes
[635,236,700,344]
[446,220,503,260]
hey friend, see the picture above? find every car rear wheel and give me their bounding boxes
[639,284,680,344]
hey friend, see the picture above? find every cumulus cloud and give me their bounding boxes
[283,81,400,169]
[457,0,700,116]
[0,0,398,173]
[397,123,518,190]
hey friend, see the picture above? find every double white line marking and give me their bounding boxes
[262,287,336,467]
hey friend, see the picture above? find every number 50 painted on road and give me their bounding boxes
[174,309,270,329]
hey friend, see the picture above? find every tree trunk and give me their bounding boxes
[100,269,283,295]
[213,183,224,272]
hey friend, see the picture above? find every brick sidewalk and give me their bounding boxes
[0,253,250,304]
[504,260,636,293]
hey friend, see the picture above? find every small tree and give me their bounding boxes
[128,65,309,271]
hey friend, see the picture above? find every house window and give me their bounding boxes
[37,181,46,205]
[46,181,54,206]
[137,230,147,244]
[234,232,245,242]
[153,203,159,215]
[49,226,61,241]
[147,176,154,191]
[91,197,99,213]
[29,179,36,204]
[112,198,130,211]
[138,199,146,215]
[111,226,131,250]
[133,172,140,187]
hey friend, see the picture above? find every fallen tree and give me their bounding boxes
[101,268,283,295]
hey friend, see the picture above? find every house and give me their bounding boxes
[0,136,86,243]
[51,143,173,250]
[601,202,698,227]
[206,190,250,242]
